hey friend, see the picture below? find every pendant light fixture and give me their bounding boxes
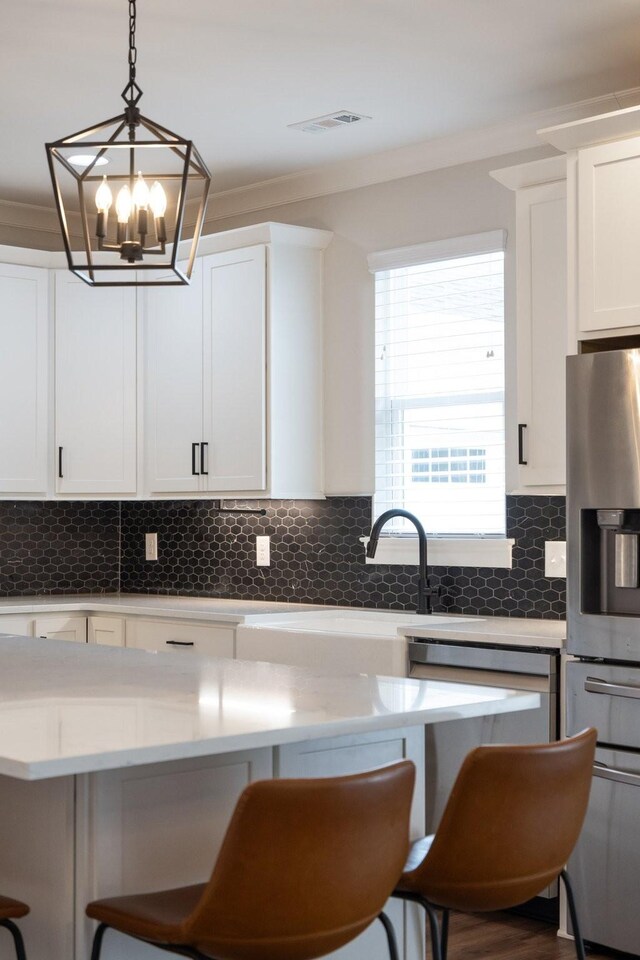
[45,0,211,286]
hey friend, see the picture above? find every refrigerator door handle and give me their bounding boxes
[585,677,640,699]
[593,761,640,787]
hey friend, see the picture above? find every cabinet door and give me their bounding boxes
[0,264,48,493]
[578,138,640,333]
[55,274,137,494]
[202,247,266,492]
[34,616,87,643]
[515,180,567,489]
[88,616,125,647]
[143,266,204,493]
[0,616,33,637]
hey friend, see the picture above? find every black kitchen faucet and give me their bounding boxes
[366,509,438,614]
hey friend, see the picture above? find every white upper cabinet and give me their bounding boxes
[0,263,48,494]
[143,224,330,499]
[202,246,266,493]
[55,274,137,494]
[144,266,204,493]
[576,138,640,335]
[491,157,567,494]
[0,222,331,500]
[539,108,640,341]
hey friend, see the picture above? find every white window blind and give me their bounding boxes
[373,240,506,537]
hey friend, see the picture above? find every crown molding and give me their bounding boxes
[3,84,640,245]
[199,85,640,225]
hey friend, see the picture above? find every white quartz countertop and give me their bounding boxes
[0,594,327,623]
[0,636,538,781]
[400,616,565,649]
[0,595,565,649]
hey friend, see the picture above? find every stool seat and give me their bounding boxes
[87,884,204,945]
[0,897,29,921]
[86,762,416,960]
[391,730,597,960]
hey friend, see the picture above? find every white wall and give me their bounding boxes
[204,145,552,495]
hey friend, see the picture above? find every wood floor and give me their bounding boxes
[442,912,613,960]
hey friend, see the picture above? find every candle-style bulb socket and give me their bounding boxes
[137,208,148,238]
[155,216,167,244]
[96,211,107,240]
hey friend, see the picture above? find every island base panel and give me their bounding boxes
[0,728,425,960]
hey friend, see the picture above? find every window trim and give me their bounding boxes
[367,230,507,273]
[361,536,514,569]
[369,230,510,567]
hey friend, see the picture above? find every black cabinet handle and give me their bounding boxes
[165,640,195,647]
[58,446,63,478]
[518,424,527,465]
[191,442,200,476]
[200,441,208,475]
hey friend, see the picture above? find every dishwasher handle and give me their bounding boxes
[593,761,640,787]
[585,677,640,700]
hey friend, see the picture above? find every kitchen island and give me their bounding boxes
[0,636,538,960]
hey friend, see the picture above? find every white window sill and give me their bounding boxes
[361,536,514,569]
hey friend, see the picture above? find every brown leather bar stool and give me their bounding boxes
[0,895,29,960]
[393,728,597,960]
[86,760,415,960]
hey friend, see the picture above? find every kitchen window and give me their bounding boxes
[367,231,513,568]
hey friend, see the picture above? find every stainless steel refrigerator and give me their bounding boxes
[567,347,640,955]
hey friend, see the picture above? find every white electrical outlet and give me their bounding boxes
[256,535,271,567]
[544,540,566,578]
[145,533,158,561]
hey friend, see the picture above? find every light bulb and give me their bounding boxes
[132,171,150,210]
[116,184,133,224]
[150,181,167,217]
[95,176,113,213]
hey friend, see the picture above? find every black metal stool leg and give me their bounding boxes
[560,870,587,960]
[420,899,443,960]
[90,923,108,960]
[440,908,450,960]
[378,911,400,960]
[0,919,27,960]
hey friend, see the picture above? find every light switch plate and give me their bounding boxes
[145,533,158,561]
[544,540,566,578]
[256,535,271,567]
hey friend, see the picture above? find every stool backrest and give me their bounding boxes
[186,760,415,960]
[412,728,596,912]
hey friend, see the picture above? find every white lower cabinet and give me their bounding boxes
[277,727,426,960]
[0,615,33,637]
[125,617,235,657]
[34,616,87,644]
[88,616,125,647]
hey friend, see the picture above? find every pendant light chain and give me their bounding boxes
[128,0,138,85]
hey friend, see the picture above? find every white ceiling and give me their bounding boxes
[3,0,640,207]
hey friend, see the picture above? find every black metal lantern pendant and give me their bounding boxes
[46,0,211,286]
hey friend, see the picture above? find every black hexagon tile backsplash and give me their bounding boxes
[0,501,120,595]
[118,495,566,619]
[0,496,566,617]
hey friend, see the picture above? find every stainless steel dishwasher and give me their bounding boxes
[408,637,560,910]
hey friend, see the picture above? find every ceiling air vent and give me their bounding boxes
[288,111,372,134]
